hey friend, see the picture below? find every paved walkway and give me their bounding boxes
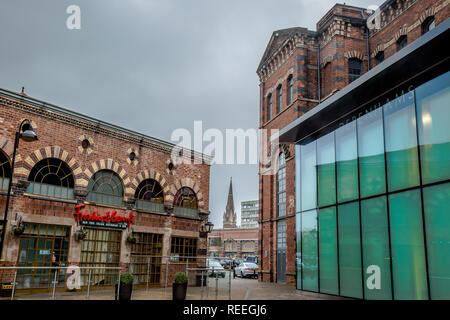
[2,278,349,300]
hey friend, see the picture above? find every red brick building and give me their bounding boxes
[257,0,449,286]
[208,228,259,259]
[0,88,211,291]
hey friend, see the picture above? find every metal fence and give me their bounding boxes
[0,266,121,300]
[0,255,242,300]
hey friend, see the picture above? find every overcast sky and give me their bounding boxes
[0,0,383,228]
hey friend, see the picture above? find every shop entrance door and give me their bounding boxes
[80,228,122,287]
[277,220,286,283]
[16,224,70,292]
[130,233,163,287]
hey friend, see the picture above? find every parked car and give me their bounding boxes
[234,262,258,278]
[219,259,232,269]
[207,259,226,278]
[244,256,258,264]
[232,258,243,268]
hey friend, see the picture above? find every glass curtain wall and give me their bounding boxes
[295,71,450,300]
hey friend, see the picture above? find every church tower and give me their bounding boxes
[223,178,237,228]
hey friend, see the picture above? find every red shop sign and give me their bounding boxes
[73,204,135,229]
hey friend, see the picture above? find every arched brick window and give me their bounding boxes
[135,179,164,212]
[348,58,362,83]
[87,170,123,206]
[173,187,198,218]
[397,35,407,51]
[27,158,74,199]
[277,153,286,217]
[277,85,282,113]
[287,75,293,105]
[0,150,11,191]
[422,17,435,34]
[268,94,272,120]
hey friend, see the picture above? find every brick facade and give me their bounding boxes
[0,89,211,288]
[208,228,258,258]
[257,0,449,286]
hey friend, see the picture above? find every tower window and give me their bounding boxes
[348,58,362,83]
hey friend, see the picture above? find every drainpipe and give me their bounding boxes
[361,9,370,71]
[317,41,321,103]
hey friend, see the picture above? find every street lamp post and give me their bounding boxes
[0,119,38,260]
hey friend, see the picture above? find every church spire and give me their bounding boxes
[223,177,237,228]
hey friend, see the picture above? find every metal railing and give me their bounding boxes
[0,255,249,300]
[0,266,121,300]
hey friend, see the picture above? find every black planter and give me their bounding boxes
[115,283,133,301]
[172,282,187,301]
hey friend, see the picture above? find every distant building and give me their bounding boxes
[208,178,258,258]
[241,200,259,229]
[222,178,237,228]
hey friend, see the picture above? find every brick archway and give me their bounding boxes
[131,169,168,200]
[83,159,132,197]
[168,177,203,208]
[0,136,14,159]
[19,146,82,186]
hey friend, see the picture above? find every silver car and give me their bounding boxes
[234,262,258,278]
[207,259,226,278]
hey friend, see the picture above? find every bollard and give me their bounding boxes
[86,270,92,300]
[11,270,17,301]
[116,271,120,300]
[215,270,220,300]
[229,270,231,300]
[200,270,204,300]
[52,269,58,300]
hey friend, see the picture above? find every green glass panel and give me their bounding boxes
[359,154,386,197]
[317,133,336,207]
[296,213,302,290]
[300,142,317,211]
[423,183,450,299]
[302,210,318,292]
[336,121,358,202]
[383,91,420,191]
[361,196,392,300]
[389,190,428,300]
[338,202,363,299]
[357,108,386,197]
[416,71,450,184]
[319,207,338,295]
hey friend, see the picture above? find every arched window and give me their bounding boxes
[397,35,407,51]
[277,153,286,217]
[375,51,385,65]
[268,94,272,120]
[173,187,198,218]
[0,151,11,191]
[423,17,435,34]
[277,85,282,113]
[135,179,164,212]
[27,158,74,199]
[288,75,293,105]
[87,170,123,206]
[348,58,362,83]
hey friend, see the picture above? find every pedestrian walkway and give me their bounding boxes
[1,278,349,300]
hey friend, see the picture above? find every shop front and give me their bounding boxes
[277,20,449,300]
[16,223,70,292]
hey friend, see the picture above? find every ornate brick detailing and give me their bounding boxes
[126,147,139,166]
[19,146,82,185]
[371,43,386,58]
[419,6,437,23]
[0,136,13,158]
[168,178,203,207]
[131,169,168,200]
[77,134,94,156]
[83,159,132,197]
[344,50,367,61]
[393,25,409,41]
